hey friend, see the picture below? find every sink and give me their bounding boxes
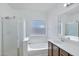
[65,36,79,42]
[54,39,64,44]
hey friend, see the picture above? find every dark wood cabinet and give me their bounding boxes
[53,44,60,56]
[48,41,72,56]
[48,41,53,56]
[60,49,68,56]
[68,54,73,56]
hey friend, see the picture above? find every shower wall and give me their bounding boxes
[3,18,18,56]
[0,19,2,55]
[0,4,20,56]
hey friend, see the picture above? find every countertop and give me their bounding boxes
[48,38,79,56]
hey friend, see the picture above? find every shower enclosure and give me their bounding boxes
[0,16,17,56]
[0,16,24,56]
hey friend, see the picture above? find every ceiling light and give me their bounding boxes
[64,3,73,7]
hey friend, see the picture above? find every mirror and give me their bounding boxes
[65,23,78,36]
[57,6,79,42]
[58,20,79,41]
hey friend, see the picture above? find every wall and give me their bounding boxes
[47,15,58,39]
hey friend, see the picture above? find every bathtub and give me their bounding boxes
[23,37,48,56]
[28,43,48,56]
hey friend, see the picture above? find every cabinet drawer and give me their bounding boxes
[60,49,68,56]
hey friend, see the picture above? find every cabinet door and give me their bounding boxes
[53,44,59,56]
[48,41,53,56]
[60,49,68,56]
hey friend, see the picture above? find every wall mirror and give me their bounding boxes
[58,19,79,41]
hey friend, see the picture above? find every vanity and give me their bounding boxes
[48,40,72,56]
[48,37,79,56]
[48,19,79,56]
[48,6,79,56]
[48,20,79,56]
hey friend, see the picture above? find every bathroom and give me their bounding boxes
[0,3,79,56]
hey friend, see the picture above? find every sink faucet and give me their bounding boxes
[60,36,65,42]
[60,38,64,42]
[58,35,65,42]
[60,36,70,42]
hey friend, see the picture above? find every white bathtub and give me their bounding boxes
[23,37,48,56]
[28,43,48,56]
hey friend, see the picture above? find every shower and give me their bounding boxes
[0,16,23,56]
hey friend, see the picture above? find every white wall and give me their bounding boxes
[47,15,58,39]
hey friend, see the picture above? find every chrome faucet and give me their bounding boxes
[60,37,64,42]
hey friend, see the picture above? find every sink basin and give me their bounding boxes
[54,39,64,44]
[65,36,79,42]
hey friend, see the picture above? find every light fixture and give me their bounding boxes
[64,3,73,7]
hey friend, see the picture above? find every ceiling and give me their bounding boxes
[8,3,59,13]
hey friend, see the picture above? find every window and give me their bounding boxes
[32,20,46,35]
